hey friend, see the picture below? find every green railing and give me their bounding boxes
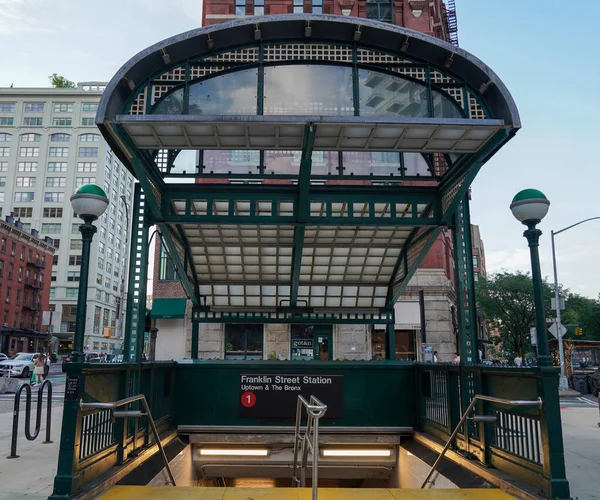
[50,362,177,499]
[416,364,570,500]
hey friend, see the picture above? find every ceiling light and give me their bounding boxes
[353,27,362,41]
[322,449,392,457]
[206,35,214,50]
[199,448,269,456]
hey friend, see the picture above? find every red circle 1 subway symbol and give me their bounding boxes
[241,391,257,408]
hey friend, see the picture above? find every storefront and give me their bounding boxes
[0,327,50,355]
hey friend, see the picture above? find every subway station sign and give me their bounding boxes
[240,373,344,420]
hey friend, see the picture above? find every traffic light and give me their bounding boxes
[575,327,583,336]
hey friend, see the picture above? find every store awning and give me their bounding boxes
[150,298,187,319]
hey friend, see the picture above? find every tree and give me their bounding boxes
[49,73,75,88]
[476,271,553,357]
[562,293,600,340]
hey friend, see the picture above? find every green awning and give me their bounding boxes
[150,298,187,319]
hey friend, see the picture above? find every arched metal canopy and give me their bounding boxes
[98,15,520,323]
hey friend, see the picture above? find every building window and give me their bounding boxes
[76,176,94,187]
[0,133,11,142]
[44,192,65,203]
[70,240,83,250]
[0,147,10,157]
[49,287,56,298]
[43,207,63,218]
[98,242,105,254]
[81,117,95,126]
[49,147,69,157]
[52,255,59,265]
[67,271,80,282]
[0,177,5,187]
[366,0,392,22]
[82,103,99,113]
[20,133,41,142]
[18,161,37,171]
[13,207,32,218]
[235,0,246,15]
[253,0,264,14]
[41,223,61,233]
[16,177,36,187]
[45,177,66,187]
[79,147,98,157]
[52,239,60,249]
[311,0,322,13]
[14,192,34,202]
[24,103,44,113]
[0,162,7,171]
[19,147,39,157]
[293,0,303,13]
[66,288,79,298]
[0,103,16,112]
[50,133,71,142]
[79,133,100,142]
[51,117,72,127]
[51,270,57,282]
[53,103,73,113]
[97,257,104,269]
[0,193,4,202]
[23,117,43,126]
[473,255,479,268]
[77,162,97,172]
[225,324,264,360]
[48,162,68,172]
[159,246,177,280]
[69,255,82,266]
[0,117,14,126]
[104,277,110,289]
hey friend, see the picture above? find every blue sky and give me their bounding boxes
[1,0,598,297]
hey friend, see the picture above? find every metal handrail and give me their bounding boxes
[292,395,327,500]
[421,395,543,488]
[7,380,53,458]
[80,394,176,486]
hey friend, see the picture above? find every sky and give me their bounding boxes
[1,0,598,298]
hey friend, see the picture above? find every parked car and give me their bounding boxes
[0,353,8,362]
[0,352,41,378]
[589,369,600,397]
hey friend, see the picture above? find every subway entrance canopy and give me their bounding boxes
[97,14,520,344]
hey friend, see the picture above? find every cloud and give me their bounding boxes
[136,0,203,23]
[0,0,55,36]
[485,248,531,275]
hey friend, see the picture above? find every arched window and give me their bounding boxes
[20,133,41,143]
[50,133,71,142]
[79,133,100,142]
[0,133,11,142]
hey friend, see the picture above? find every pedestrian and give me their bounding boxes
[33,354,45,385]
[452,352,460,364]
[43,352,50,379]
[433,351,438,363]
[141,352,147,362]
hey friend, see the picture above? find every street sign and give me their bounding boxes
[548,322,567,339]
[551,297,565,310]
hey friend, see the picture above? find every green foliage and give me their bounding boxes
[49,73,75,88]
[476,271,553,356]
[562,293,600,340]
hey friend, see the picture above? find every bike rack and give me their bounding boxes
[292,395,327,500]
[7,379,53,459]
[421,394,543,488]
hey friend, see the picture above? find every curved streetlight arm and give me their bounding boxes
[551,215,600,389]
[553,216,600,237]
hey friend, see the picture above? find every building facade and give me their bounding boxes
[471,223,486,282]
[148,2,462,363]
[0,217,55,354]
[0,83,136,357]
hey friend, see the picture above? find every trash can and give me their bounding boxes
[572,373,590,394]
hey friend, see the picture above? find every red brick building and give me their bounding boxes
[0,216,55,355]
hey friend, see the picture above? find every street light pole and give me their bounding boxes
[70,185,109,363]
[510,189,552,367]
[551,216,600,389]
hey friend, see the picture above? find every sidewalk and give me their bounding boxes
[0,399,62,500]
[561,406,600,499]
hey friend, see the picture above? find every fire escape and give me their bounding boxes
[445,0,459,46]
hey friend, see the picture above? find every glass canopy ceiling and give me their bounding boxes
[97,15,520,323]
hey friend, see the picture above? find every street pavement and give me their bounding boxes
[560,394,598,408]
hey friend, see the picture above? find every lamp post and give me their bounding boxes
[70,185,109,363]
[551,216,600,389]
[510,189,552,367]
